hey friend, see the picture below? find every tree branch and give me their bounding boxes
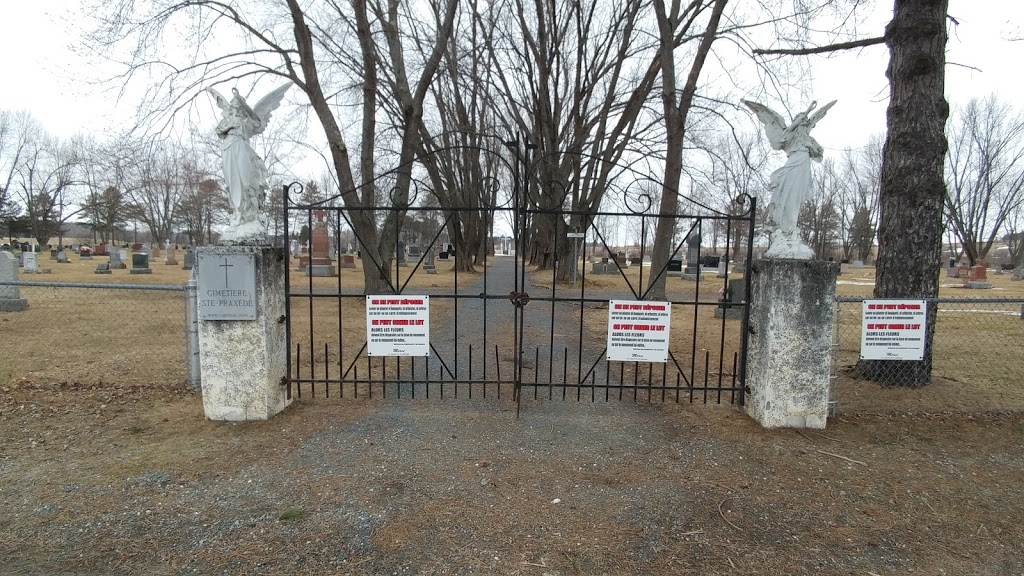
[754,35,886,56]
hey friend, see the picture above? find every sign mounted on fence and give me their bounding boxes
[197,253,257,321]
[606,300,672,363]
[860,299,927,361]
[366,295,430,356]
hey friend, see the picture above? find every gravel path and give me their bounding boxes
[3,381,1023,575]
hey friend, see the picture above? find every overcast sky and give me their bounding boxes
[1,1,1022,156]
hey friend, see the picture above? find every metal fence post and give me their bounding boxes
[829,299,842,416]
[186,274,201,389]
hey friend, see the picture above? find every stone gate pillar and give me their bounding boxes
[744,259,838,429]
[196,245,290,420]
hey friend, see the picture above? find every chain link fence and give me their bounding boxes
[832,296,1024,415]
[0,281,198,389]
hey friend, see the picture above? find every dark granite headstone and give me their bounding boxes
[130,252,153,275]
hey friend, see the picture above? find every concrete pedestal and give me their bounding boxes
[745,259,838,429]
[197,245,290,421]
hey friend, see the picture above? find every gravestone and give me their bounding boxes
[851,259,864,269]
[714,278,747,320]
[591,261,607,274]
[0,252,29,312]
[965,264,992,289]
[679,231,704,278]
[630,257,642,266]
[290,239,301,259]
[164,246,178,266]
[397,240,407,267]
[408,245,422,258]
[1013,267,1024,282]
[130,252,153,275]
[18,251,25,267]
[340,254,356,269]
[109,250,123,270]
[682,234,702,280]
[49,249,58,261]
[94,244,108,257]
[667,259,682,273]
[717,258,728,278]
[56,251,69,264]
[182,248,196,271]
[131,243,143,252]
[423,247,437,274]
[94,262,111,274]
[303,212,336,276]
[23,251,39,274]
[151,246,161,259]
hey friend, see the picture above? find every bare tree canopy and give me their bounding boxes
[944,95,1024,266]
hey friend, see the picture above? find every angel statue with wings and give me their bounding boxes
[743,99,836,259]
[207,84,290,244]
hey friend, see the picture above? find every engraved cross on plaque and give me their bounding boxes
[219,257,234,286]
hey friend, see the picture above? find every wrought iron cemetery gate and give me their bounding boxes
[283,141,756,414]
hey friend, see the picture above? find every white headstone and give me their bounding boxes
[23,251,38,274]
[0,252,28,311]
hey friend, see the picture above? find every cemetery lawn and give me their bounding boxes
[1,382,1022,575]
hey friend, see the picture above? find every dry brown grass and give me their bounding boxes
[6,253,1023,415]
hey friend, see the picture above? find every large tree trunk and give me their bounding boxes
[858,0,949,386]
[647,0,728,301]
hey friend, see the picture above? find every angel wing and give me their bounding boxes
[742,100,787,150]
[206,87,230,111]
[250,83,292,136]
[807,100,837,129]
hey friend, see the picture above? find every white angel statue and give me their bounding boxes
[207,84,291,244]
[743,99,836,259]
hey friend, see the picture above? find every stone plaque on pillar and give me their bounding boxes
[196,245,289,421]
[197,253,257,321]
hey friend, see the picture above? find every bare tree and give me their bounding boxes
[836,137,882,262]
[88,0,458,294]
[798,158,841,258]
[646,0,730,299]
[13,129,80,247]
[177,173,228,247]
[480,0,671,281]
[944,96,1024,266]
[126,141,195,245]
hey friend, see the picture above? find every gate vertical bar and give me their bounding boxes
[283,183,293,399]
[737,195,757,408]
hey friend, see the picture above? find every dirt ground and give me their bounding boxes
[2,380,1022,576]
[4,256,1023,574]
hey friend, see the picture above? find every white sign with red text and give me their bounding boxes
[606,300,672,363]
[860,299,927,361]
[366,295,430,356]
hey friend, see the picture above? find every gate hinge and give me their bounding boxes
[508,291,531,307]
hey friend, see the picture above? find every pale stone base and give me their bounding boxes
[744,258,838,429]
[219,219,269,246]
[306,264,337,277]
[765,230,814,260]
[198,245,290,421]
[0,299,28,312]
[129,268,153,274]
[964,281,992,289]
